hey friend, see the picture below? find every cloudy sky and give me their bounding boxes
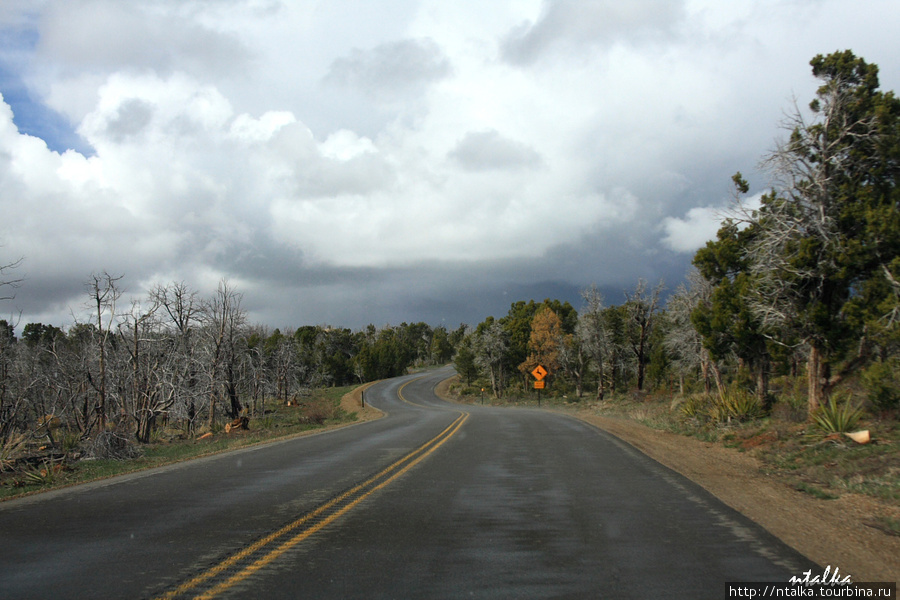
[0,0,898,332]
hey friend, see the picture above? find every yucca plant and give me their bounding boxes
[706,397,730,423]
[722,388,766,422]
[812,394,864,434]
[705,388,765,423]
[679,394,710,420]
[21,459,64,486]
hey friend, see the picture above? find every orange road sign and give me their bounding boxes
[534,380,545,389]
[531,365,547,381]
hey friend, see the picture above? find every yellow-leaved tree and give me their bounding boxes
[519,306,562,386]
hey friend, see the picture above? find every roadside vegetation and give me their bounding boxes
[0,385,359,501]
[0,275,458,500]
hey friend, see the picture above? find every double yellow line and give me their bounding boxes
[157,406,468,599]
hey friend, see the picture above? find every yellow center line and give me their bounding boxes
[196,412,469,599]
[156,384,468,600]
[397,375,456,411]
[397,377,425,406]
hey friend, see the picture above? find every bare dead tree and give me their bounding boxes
[273,335,299,405]
[624,279,664,391]
[85,272,123,432]
[240,325,269,417]
[119,298,174,443]
[200,279,247,429]
[576,287,611,400]
[150,282,201,433]
[0,257,24,433]
[663,270,722,397]
[0,320,25,444]
[556,331,586,398]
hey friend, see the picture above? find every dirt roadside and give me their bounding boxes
[431,376,900,583]
[340,381,385,423]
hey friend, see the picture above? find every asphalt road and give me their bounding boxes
[0,367,817,599]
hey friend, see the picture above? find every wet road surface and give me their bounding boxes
[0,367,816,598]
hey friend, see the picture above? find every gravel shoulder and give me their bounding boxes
[431,377,900,583]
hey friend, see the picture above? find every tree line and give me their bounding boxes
[455,51,899,419]
[0,274,463,446]
[452,283,669,402]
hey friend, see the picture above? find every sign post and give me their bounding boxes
[531,365,547,407]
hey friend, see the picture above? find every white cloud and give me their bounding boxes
[449,130,544,171]
[660,206,725,253]
[320,129,378,160]
[501,0,687,65]
[35,0,251,77]
[324,37,452,101]
[229,110,296,144]
[661,193,764,253]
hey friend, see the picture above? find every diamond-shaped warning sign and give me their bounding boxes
[531,365,547,381]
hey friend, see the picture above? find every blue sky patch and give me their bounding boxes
[0,65,93,156]
[0,26,93,156]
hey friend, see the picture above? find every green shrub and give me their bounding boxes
[793,481,838,500]
[861,360,900,411]
[258,413,278,429]
[61,430,82,454]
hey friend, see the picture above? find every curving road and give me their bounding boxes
[0,367,816,599]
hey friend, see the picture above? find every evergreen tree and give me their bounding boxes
[453,337,478,385]
[693,208,772,406]
[746,51,900,413]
